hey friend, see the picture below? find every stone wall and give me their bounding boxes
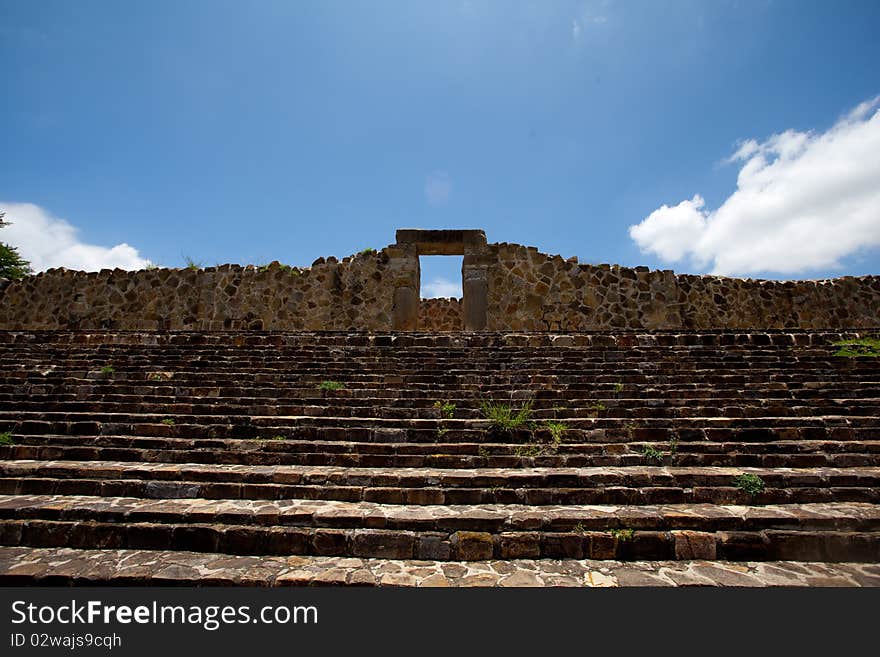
[419,298,462,331]
[486,243,880,330]
[0,252,395,331]
[1,235,878,332]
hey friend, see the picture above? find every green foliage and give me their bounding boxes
[358,248,377,255]
[590,402,606,413]
[0,431,14,446]
[668,437,679,457]
[267,435,287,441]
[183,256,202,270]
[833,337,880,358]
[641,444,664,464]
[543,421,568,445]
[480,398,534,431]
[0,212,33,280]
[160,418,176,426]
[612,382,624,393]
[100,365,115,375]
[477,445,491,459]
[733,473,766,497]
[609,528,634,542]
[433,400,456,419]
[318,380,345,391]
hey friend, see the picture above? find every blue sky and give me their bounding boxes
[2,1,879,296]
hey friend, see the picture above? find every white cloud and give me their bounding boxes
[0,202,152,272]
[422,277,462,299]
[629,96,880,276]
[424,172,453,206]
[572,20,582,40]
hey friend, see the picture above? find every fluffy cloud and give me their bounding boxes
[0,202,151,272]
[422,277,462,299]
[424,172,453,206]
[629,97,880,276]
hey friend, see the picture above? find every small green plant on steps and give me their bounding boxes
[609,528,634,542]
[433,401,456,419]
[480,398,535,432]
[358,247,376,255]
[641,444,664,465]
[0,432,14,446]
[318,380,345,391]
[612,382,624,393]
[832,336,880,358]
[543,421,567,447]
[100,365,114,375]
[160,418,175,426]
[266,435,287,441]
[733,473,766,497]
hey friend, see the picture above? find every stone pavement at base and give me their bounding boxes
[1,547,877,587]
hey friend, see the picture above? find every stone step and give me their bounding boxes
[1,461,877,506]
[7,398,880,419]
[4,416,879,445]
[3,496,877,533]
[1,499,878,562]
[4,440,880,469]
[2,546,877,586]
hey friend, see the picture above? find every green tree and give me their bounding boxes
[0,211,33,280]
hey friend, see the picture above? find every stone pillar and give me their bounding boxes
[387,243,420,331]
[462,248,489,331]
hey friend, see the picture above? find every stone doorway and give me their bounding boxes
[390,229,489,331]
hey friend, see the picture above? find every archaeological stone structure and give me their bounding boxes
[0,229,879,587]
[1,229,878,332]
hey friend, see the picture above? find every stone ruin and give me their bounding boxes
[0,229,878,332]
[0,229,878,586]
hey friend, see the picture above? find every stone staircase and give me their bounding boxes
[0,329,878,586]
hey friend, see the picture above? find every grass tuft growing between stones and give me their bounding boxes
[0,431,14,446]
[433,400,456,419]
[160,418,176,426]
[733,473,766,497]
[481,399,535,432]
[641,444,664,464]
[543,421,567,445]
[318,380,345,391]
[100,365,114,375]
[832,336,880,358]
[609,528,634,542]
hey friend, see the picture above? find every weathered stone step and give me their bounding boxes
[1,461,877,506]
[2,546,876,586]
[6,399,880,424]
[4,440,880,469]
[4,476,875,505]
[0,328,867,349]
[2,511,878,562]
[3,496,877,533]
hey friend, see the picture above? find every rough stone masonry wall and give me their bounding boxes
[419,298,462,331]
[486,243,880,330]
[1,240,878,331]
[0,252,394,331]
